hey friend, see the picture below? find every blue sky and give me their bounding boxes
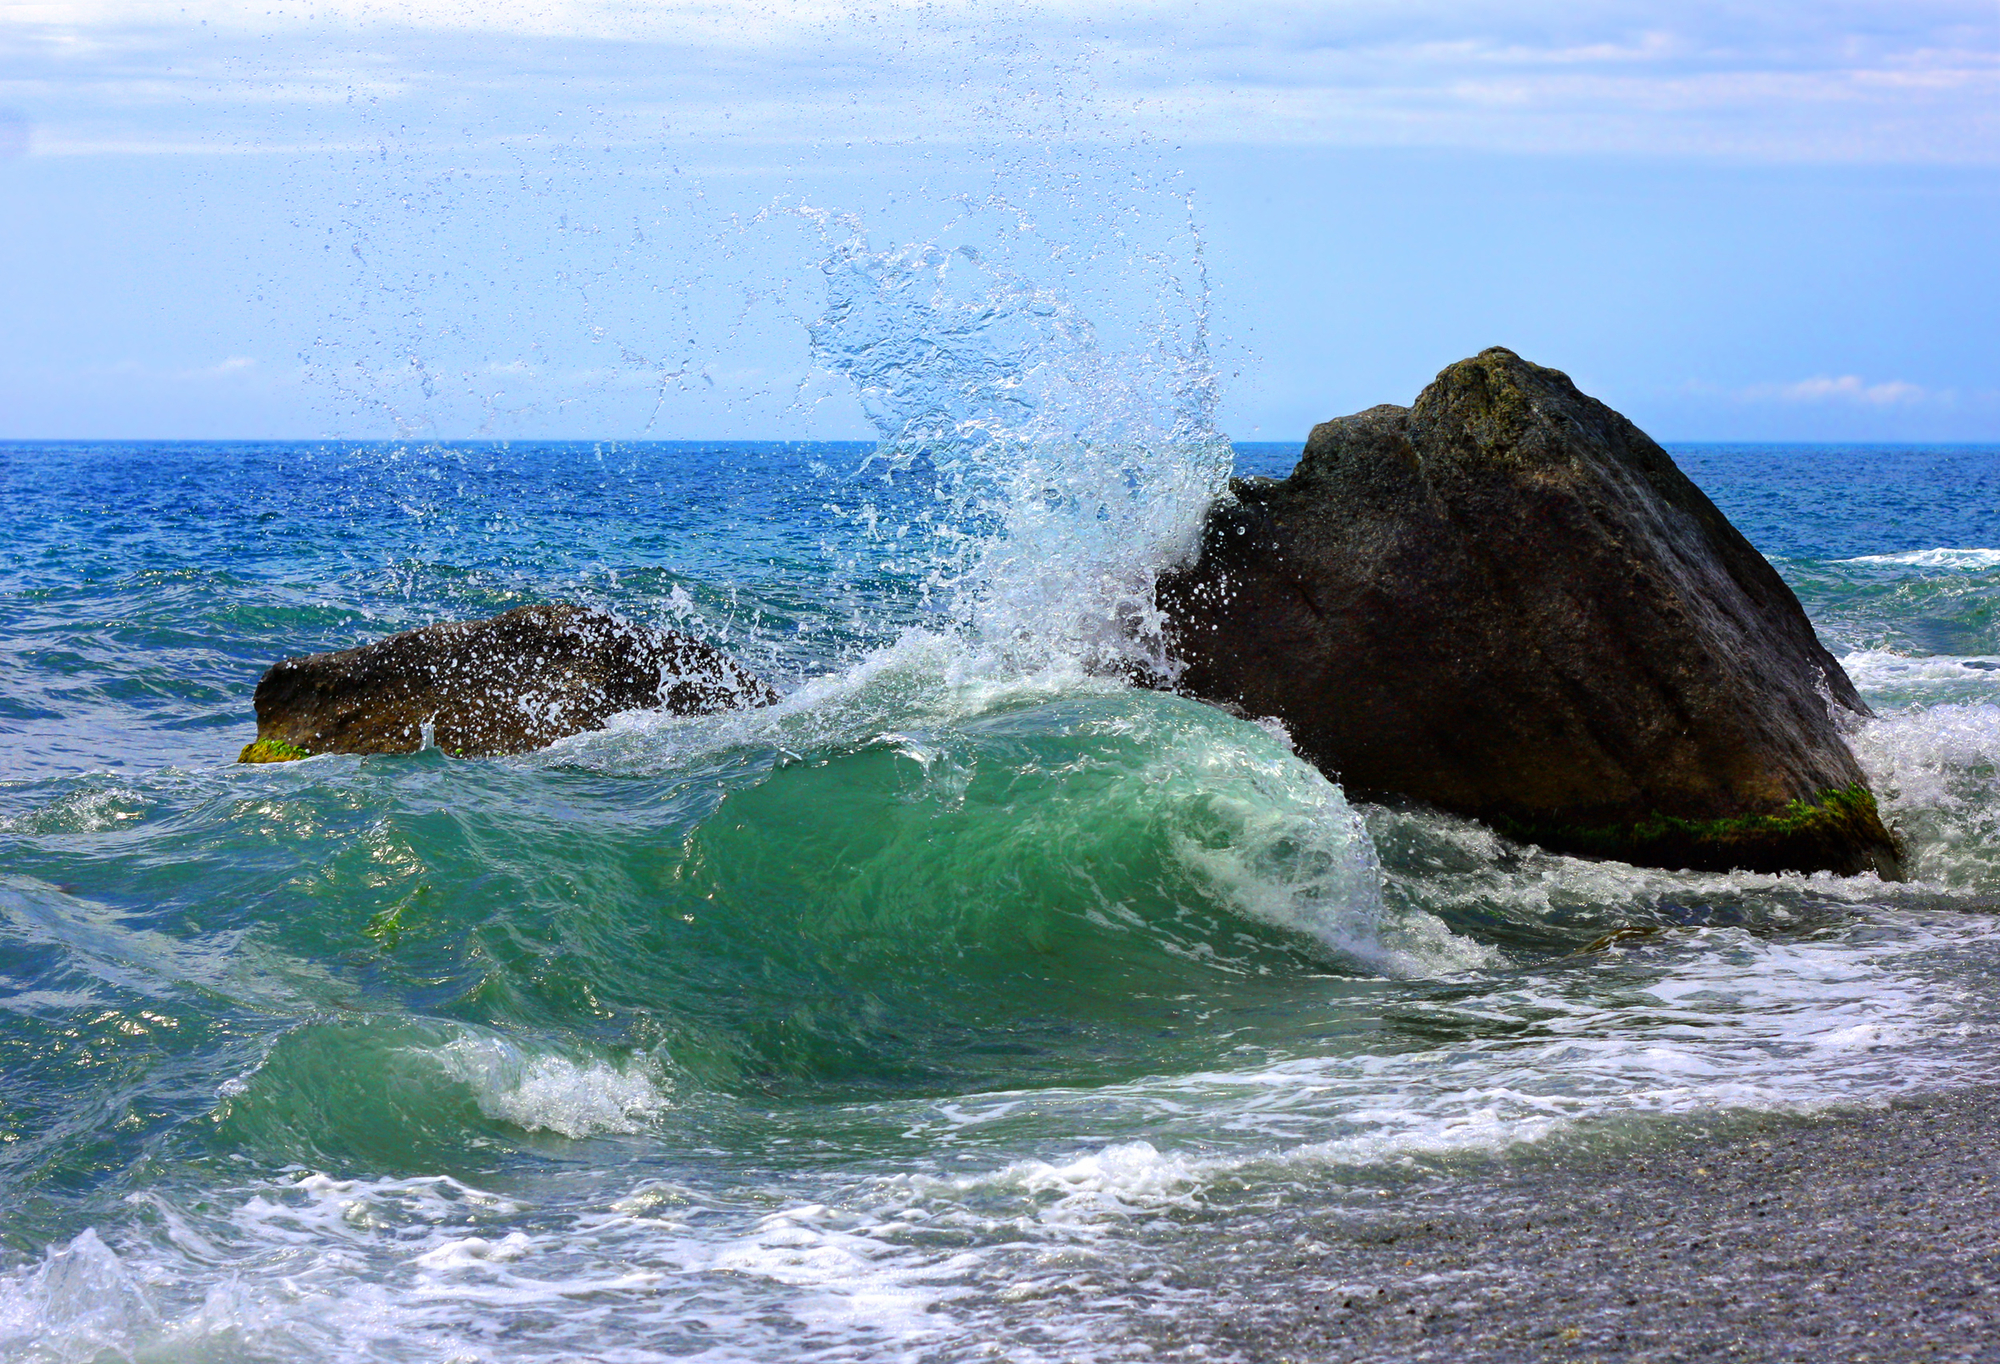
[1,1,1996,441]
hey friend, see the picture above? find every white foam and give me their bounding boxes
[230,1170,527,1245]
[1857,701,2000,804]
[671,908,2000,1357]
[1359,804,1924,958]
[0,1229,156,1364]
[15,895,2000,1364]
[1840,547,2000,569]
[412,1231,535,1269]
[1850,701,2000,889]
[434,1034,669,1138]
[1840,648,2000,680]
[1842,650,2000,688]
[883,915,2000,1194]
[984,1141,1208,1223]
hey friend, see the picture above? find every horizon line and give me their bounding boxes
[5,436,2000,450]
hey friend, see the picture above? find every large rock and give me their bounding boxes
[240,602,775,762]
[1157,348,1902,877]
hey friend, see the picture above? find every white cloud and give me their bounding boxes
[3,1,1997,160]
[1746,375,1941,405]
[76,354,269,382]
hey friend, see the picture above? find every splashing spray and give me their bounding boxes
[804,195,1232,677]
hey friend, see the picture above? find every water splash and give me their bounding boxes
[0,1230,157,1364]
[435,1033,670,1138]
[802,197,1233,676]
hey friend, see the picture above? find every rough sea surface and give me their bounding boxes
[3,436,2000,1362]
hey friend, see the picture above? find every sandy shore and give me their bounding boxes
[1147,1088,2000,1362]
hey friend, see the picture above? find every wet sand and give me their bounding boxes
[1153,1088,2000,1362]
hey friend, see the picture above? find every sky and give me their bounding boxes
[1,0,1996,441]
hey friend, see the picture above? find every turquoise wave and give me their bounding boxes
[9,664,1489,1177]
[1783,550,2000,657]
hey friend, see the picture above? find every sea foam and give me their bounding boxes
[434,1034,670,1139]
[1839,547,2000,569]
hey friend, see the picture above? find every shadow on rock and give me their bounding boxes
[1157,347,1901,878]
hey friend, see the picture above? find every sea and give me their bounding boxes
[3,431,2000,1362]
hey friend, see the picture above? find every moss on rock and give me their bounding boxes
[1499,784,1902,877]
[239,737,310,764]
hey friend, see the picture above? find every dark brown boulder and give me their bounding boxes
[1156,348,1902,878]
[239,602,775,761]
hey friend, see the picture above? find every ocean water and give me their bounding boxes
[3,431,2000,1363]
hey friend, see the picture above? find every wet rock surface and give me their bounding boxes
[243,602,775,760]
[1143,1088,2000,1363]
[1158,347,1902,877]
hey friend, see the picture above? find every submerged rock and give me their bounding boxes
[240,602,775,761]
[1157,347,1902,878]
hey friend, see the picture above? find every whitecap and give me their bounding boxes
[1842,650,2000,689]
[434,1034,669,1139]
[1839,547,2000,569]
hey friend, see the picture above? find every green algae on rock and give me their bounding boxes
[238,737,311,764]
[1501,784,1902,878]
[1157,347,1903,878]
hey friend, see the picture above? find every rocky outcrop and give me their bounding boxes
[1157,348,1902,877]
[240,602,775,761]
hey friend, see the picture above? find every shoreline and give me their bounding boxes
[1159,1087,2000,1362]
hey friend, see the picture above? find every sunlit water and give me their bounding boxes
[4,429,2000,1361]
